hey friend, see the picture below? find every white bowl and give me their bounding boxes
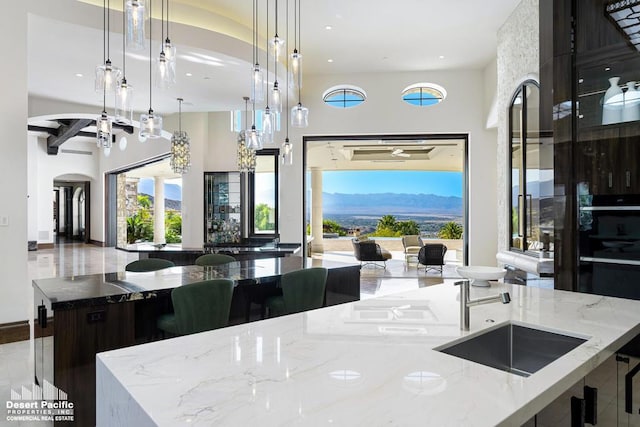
[456,266,507,287]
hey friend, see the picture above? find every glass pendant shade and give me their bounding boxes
[170,130,191,174]
[114,79,134,125]
[282,138,293,165]
[156,52,176,89]
[291,50,302,88]
[246,126,263,150]
[251,64,264,102]
[95,61,122,92]
[262,108,274,146]
[140,109,163,139]
[125,0,146,51]
[291,103,309,128]
[270,35,285,59]
[163,39,177,63]
[96,112,112,149]
[271,82,282,113]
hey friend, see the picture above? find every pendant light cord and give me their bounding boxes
[285,0,289,139]
[166,0,170,41]
[122,0,126,77]
[178,98,182,132]
[107,0,110,61]
[274,0,278,86]
[297,0,302,103]
[149,0,152,111]
[160,0,165,53]
[266,0,270,108]
[102,0,107,112]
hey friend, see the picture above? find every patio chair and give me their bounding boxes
[351,237,392,269]
[402,235,422,264]
[418,244,447,274]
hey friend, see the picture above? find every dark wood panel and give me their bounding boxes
[0,320,30,344]
[576,0,630,54]
[54,303,135,426]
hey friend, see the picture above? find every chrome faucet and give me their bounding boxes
[455,280,511,331]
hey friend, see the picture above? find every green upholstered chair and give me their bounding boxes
[156,278,234,336]
[125,258,175,272]
[195,253,236,266]
[265,267,328,317]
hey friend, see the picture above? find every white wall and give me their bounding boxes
[0,3,29,323]
[283,69,499,265]
[28,135,97,244]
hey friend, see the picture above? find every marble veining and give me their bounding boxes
[97,283,640,426]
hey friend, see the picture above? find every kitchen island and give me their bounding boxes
[34,257,359,426]
[97,282,640,426]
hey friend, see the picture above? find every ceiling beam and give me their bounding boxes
[47,119,93,155]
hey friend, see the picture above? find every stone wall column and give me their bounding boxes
[310,167,324,253]
[154,177,166,244]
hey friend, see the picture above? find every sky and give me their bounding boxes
[322,171,463,196]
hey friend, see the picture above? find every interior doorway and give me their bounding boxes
[53,180,90,244]
[302,134,469,266]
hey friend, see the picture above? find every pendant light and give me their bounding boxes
[97,0,113,149]
[247,93,263,151]
[270,0,283,113]
[290,0,302,89]
[163,0,176,63]
[262,0,274,146]
[95,0,122,93]
[251,0,264,102]
[125,0,146,51]
[115,0,134,125]
[291,0,308,128]
[281,0,292,165]
[170,98,191,174]
[156,0,175,88]
[140,0,163,139]
[238,96,257,173]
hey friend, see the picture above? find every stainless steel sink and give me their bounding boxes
[436,322,588,377]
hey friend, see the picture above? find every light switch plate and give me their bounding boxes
[0,216,9,226]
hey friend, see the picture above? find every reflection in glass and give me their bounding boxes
[509,81,554,254]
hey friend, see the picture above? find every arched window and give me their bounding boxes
[322,85,366,108]
[401,83,447,107]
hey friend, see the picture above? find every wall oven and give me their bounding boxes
[578,194,640,300]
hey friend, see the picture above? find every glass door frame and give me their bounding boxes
[508,79,541,253]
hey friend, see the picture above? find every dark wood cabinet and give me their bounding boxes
[576,130,640,195]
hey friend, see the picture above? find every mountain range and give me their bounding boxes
[138,178,182,201]
[323,192,462,215]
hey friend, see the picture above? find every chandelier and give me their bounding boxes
[238,97,257,173]
[170,98,191,174]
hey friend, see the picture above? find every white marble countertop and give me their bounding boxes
[97,283,640,426]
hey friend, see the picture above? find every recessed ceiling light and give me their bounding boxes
[578,78,584,83]
[438,55,445,59]
[327,59,334,63]
[325,25,333,30]
[185,72,193,77]
[75,73,83,77]
[605,67,611,71]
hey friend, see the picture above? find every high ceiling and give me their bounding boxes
[27,0,522,115]
[307,138,465,172]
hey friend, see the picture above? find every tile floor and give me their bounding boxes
[0,243,462,427]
